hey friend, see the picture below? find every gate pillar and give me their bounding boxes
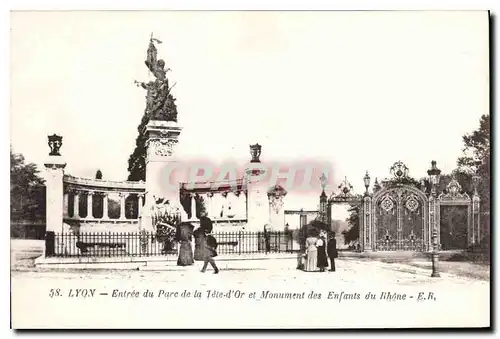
[428,194,438,252]
[472,195,481,244]
[245,144,269,231]
[472,175,481,244]
[363,195,372,251]
[44,135,67,235]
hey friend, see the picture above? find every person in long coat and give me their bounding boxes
[176,222,194,266]
[316,231,329,272]
[200,230,219,274]
[327,232,338,272]
[194,215,214,261]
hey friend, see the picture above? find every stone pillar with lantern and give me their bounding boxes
[472,173,481,244]
[362,171,372,251]
[427,160,441,278]
[319,173,328,225]
[244,144,269,231]
[44,134,67,256]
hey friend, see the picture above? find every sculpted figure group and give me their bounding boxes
[135,36,177,122]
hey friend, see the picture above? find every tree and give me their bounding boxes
[458,114,490,172]
[10,148,46,221]
[457,114,490,209]
[342,204,360,245]
[457,114,491,244]
[127,114,149,181]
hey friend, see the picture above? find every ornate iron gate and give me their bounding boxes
[322,161,480,253]
[373,187,427,251]
[371,162,429,252]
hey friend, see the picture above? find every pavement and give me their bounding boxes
[10,239,491,329]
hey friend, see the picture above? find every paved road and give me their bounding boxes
[11,257,490,329]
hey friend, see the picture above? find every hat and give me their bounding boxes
[199,216,213,234]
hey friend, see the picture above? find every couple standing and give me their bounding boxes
[304,231,338,272]
[176,216,219,274]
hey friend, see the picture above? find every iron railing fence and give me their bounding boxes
[45,230,301,258]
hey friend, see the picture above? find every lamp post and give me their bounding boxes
[427,160,441,278]
[363,171,371,196]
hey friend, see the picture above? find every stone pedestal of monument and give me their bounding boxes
[142,119,186,232]
[268,185,287,231]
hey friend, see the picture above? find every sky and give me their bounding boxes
[10,11,489,210]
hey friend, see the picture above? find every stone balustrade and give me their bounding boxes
[180,179,248,223]
[63,175,146,223]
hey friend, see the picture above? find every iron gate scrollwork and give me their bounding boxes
[325,177,362,245]
[373,187,428,251]
[370,161,430,252]
[345,161,478,252]
[437,177,474,249]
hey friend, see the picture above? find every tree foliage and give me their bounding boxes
[127,114,149,181]
[458,114,490,172]
[457,114,490,210]
[10,148,46,221]
[342,203,360,244]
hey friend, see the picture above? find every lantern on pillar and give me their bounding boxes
[427,161,441,192]
[48,134,63,156]
[363,171,371,195]
[249,144,262,163]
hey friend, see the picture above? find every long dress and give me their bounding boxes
[177,223,194,266]
[304,236,318,272]
[177,241,194,266]
[316,237,329,270]
[193,228,206,261]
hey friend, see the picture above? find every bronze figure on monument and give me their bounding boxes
[135,34,177,122]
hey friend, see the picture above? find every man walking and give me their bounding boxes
[201,228,219,274]
[327,232,338,272]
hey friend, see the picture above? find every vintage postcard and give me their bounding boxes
[10,10,491,329]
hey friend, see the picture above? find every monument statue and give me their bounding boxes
[135,34,177,122]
